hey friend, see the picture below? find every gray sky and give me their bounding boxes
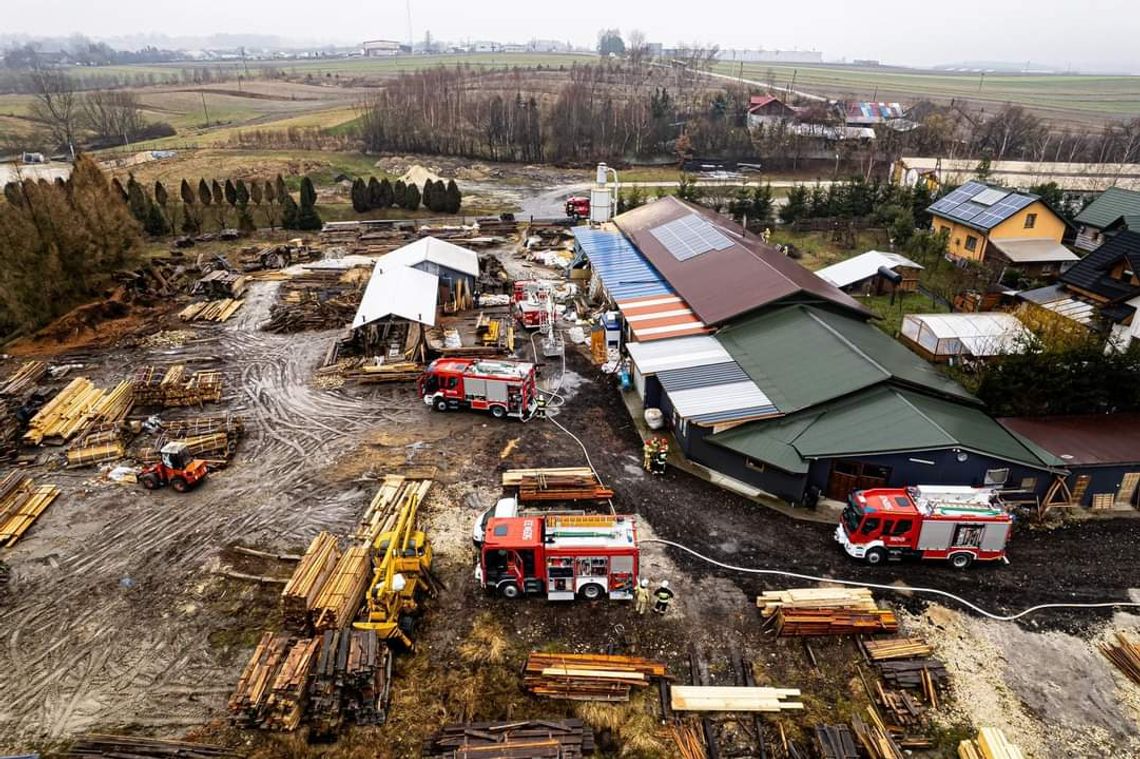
[6,0,1138,71]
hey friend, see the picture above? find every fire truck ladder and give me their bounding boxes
[545,514,623,538]
[539,298,564,359]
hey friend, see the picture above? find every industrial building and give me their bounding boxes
[361,39,401,57]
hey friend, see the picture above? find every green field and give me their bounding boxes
[712,62,1140,124]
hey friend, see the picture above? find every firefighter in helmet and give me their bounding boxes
[653,580,675,615]
[634,578,651,615]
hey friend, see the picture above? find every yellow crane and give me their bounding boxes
[353,491,433,649]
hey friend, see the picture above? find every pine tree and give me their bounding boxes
[352,178,369,213]
[154,180,172,235]
[404,182,421,212]
[211,179,226,228]
[367,177,382,210]
[281,192,300,230]
[445,179,462,214]
[224,179,238,209]
[300,175,317,209]
[198,178,212,207]
[379,178,394,208]
[235,179,250,207]
[780,184,809,224]
[126,175,149,224]
[144,198,168,236]
[422,180,434,212]
[296,176,323,231]
[110,177,128,203]
[180,179,200,235]
[264,180,278,228]
[393,180,407,209]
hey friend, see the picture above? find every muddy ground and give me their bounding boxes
[0,252,1138,757]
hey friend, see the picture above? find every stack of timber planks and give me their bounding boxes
[64,734,244,758]
[958,727,1026,759]
[776,607,898,636]
[281,531,341,632]
[180,298,245,322]
[0,473,62,546]
[308,628,392,736]
[815,724,859,759]
[229,632,319,730]
[353,475,433,544]
[851,711,905,759]
[503,467,614,502]
[133,365,224,407]
[861,637,948,697]
[669,685,803,713]
[145,415,244,467]
[424,720,596,758]
[0,360,48,397]
[757,587,877,617]
[23,377,112,445]
[311,545,371,631]
[862,638,934,660]
[1101,632,1140,685]
[523,652,668,702]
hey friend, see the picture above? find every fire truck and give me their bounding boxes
[565,196,590,220]
[835,485,1012,569]
[417,358,538,420]
[513,280,554,329]
[476,514,639,601]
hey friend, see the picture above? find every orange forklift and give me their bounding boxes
[139,442,208,492]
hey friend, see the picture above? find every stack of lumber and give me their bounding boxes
[874,683,926,727]
[145,415,244,466]
[0,409,19,460]
[229,632,292,726]
[308,628,392,735]
[311,545,371,631]
[133,365,224,407]
[64,734,243,758]
[757,587,877,617]
[851,712,905,759]
[353,475,433,544]
[66,438,125,468]
[815,724,859,759]
[958,728,1026,759]
[343,361,424,384]
[862,637,934,660]
[23,377,105,445]
[669,685,803,713]
[876,659,948,695]
[776,607,898,636]
[0,473,62,546]
[195,270,249,298]
[91,380,134,423]
[1101,632,1140,685]
[503,468,614,502]
[0,360,48,397]
[180,298,245,322]
[523,652,668,702]
[281,531,341,632]
[263,636,320,730]
[424,720,596,758]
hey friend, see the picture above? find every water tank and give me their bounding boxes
[590,188,614,223]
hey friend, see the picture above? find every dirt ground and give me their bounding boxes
[1,247,1138,757]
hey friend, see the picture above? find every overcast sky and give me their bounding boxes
[6,0,1139,72]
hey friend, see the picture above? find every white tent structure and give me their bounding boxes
[900,312,1030,360]
[353,265,440,329]
[376,236,479,279]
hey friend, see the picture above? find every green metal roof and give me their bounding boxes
[1075,187,1140,230]
[709,386,1058,473]
[715,305,976,413]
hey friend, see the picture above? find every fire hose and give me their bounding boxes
[641,537,1140,622]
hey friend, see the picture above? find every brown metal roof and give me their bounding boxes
[998,414,1140,466]
[613,197,870,325]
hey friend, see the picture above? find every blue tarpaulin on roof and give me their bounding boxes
[572,228,673,301]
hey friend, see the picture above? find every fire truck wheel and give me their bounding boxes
[950,552,975,569]
[433,397,449,412]
[498,582,521,599]
[864,548,887,566]
[490,405,507,419]
[578,583,606,601]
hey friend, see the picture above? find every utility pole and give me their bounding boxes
[978,71,985,92]
[201,91,210,128]
[406,0,414,51]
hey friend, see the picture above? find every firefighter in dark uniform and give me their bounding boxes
[652,580,675,615]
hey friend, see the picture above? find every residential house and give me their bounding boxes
[1053,230,1140,350]
[1074,187,1140,252]
[845,102,906,126]
[927,181,1077,278]
[746,95,799,130]
[815,250,923,295]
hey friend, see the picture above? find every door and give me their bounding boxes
[1117,472,1140,507]
[1070,474,1091,504]
[826,461,891,501]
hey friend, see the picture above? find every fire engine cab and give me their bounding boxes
[476,514,639,601]
[565,196,590,220]
[835,485,1012,569]
[417,358,538,420]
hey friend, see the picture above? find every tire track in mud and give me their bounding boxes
[0,281,413,746]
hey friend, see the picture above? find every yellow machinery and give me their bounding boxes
[353,492,434,649]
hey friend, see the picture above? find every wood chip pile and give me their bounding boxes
[522,652,669,702]
[424,720,595,758]
[957,727,1026,759]
[281,531,341,633]
[503,467,614,502]
[311,545,371,631]
[0,473,61,546]
[669,685,803,713]
[1101,632,1140,685]
[63,734,244,758]
[133,365,224,407]
[308,628,392,736]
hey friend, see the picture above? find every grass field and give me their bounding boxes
[712,62,1140,124]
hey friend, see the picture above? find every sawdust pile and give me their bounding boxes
[399,164,444,187]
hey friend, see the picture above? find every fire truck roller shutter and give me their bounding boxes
[486,380,509,404]
[916,521,955,551]
[465,378,487,399]
[981,523,1010,551]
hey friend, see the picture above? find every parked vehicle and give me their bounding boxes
[835,485,1011,568]
[417,358,538,420]
[138,442,208,492]
[476,514,639,601]
[472,496,519,547]
[565,196,590,220]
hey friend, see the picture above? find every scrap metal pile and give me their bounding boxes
[0,472,61,546]
[424,720,595,758]
[522,652,669,702]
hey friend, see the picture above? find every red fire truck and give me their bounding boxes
[835,485,1012,569]
[417,358,539,420]
[513,280,554,329]
[565,196,590,220]
[476,514,639,601]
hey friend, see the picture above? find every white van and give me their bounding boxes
[472,496,518,547]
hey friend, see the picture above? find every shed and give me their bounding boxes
[815,250,923,293]
[376,236,479,295]
[999,414,1140,508]
[353,265,440,329]
[899,313,1030,361]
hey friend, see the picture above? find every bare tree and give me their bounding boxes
[627,29,648,65]
[81,91,145,146]
[26,58,79,157]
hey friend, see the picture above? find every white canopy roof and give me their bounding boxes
[352,265,439,328]
[377,236,480,277]
[901,312,1029,357]
[815,250,922,289]
[625,336,732,375]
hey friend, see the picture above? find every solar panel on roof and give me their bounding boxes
[972,188,1009,206]
[650,215,734,262]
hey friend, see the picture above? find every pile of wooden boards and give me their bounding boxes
[1101,632,1140,685]
[63,735,243,758]
[860,638,947,699]
[308,628,392,736]
[145,415,244,467]
[523,652,668,702]
[851,711,905,759]
[0,360,48,397]
[229,632,319,730]
[862,637,934,660]
[133,365,224,407]
[262,269,364,334]
[179,298,245,323]
[0,473,61,546]
[776,607,898,636]
[424,720,596,758]
[281,531,341,632]
[341,360,423,384]
[66,426,126,467]
[503,467,615,502]
[194,270,249,298]
[311,544,371,631]
[353,474,434,544]
[815,724,859,759]
[669,685,803,713]
[958,728,1026,759]
[757,586,877,617]
[23,377,134,445]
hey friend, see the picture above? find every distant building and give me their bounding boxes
[1073,187,1140,252]
[362,39,401,57]
[501,43,527,54]
[845,102,906,126]
[716,49,823,64]
[892,157,1140,194]
[745,94,799,129]
[644,42,663,58]
[528,39,569,53]
[471,41,501,53]
[815,250,923,295]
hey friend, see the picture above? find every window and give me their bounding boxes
[860,518,881,535]
[1024,213,1037,229]
[745,458,766,472]
[984,468,1010,486]
[893,519,913,535]
[939,225,951,236]
[1019,477,1038,491]
[446,377,459,389]
[964,235,978,252]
